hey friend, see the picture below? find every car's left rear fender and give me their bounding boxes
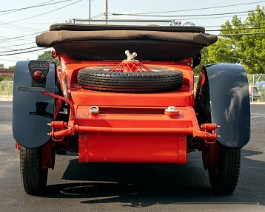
[12,61,56,148]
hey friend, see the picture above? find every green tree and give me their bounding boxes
[37,50,60,65]
[193,48,212,74]
[207,5,265,74]
[37,50,53,61]
[8,65,15,70]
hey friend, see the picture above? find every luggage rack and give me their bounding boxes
[70,18,177,25]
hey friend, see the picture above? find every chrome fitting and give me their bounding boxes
[125,50,137,61]
[165,106,178,113]
[89,106,99,116]
[164,106,179,118]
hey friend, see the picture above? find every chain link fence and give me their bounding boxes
[0,81,13,98]
[195,74,265,102]
[0,74,265,101]
[248,74,265,102]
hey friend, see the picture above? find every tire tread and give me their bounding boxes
[20,146,47,195]
[209,146,241,194]
[77,67,184,92]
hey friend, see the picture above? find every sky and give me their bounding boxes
[0,0,265,68]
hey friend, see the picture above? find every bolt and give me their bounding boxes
[89,106,99,115]
[165,106,178,112]
[164,106,179,118]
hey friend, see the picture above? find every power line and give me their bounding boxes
[0,31,46,41]
[0,36,35,43]
[207,26,265,32]
[0,46,40,54]
[0,0,54,13]
[0,57,16,62]
[0,48,47,56]
[104,14,248,21]
[110,1,265,15]
[0,21,46,33]
[164,14,248,21]
[0,0,73,16]
[0,41,34,48]
[0,1,55,17]
[91,13,105,19]
[111,1,265,15]
[0,0,83,25]
[112,10,251,18]
[218,32,265,36]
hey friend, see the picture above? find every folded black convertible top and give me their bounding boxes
[49,23,206,33]
[36,24,217,61]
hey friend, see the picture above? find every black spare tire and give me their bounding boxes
[77,66,184,92]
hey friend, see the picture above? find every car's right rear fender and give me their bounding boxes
[195,63,250,148]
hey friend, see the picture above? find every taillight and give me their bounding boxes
[28,61,49,87]
[32,70,45,82]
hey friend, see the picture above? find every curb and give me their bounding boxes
[250,101,265,105]
[0,96,13,101]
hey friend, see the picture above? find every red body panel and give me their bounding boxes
[71,87,194,107]
[66,61,194,163]
[75,106,197,129]
[76,106,198,163]
[44,57,217,164]
[79,133,187,163]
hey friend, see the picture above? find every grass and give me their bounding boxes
[0,81,13,96]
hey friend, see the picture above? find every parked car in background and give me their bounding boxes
[256,81,265,90]
[249,86,261,101]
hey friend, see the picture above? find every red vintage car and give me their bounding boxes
[13,23,250,195]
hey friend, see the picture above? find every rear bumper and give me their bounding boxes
[42,91,217,164]
[73,106,215,163]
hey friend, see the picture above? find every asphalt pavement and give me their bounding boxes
[0,101,265,212]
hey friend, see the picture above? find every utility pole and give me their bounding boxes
[89,0,91,24]
[104,0,108,24]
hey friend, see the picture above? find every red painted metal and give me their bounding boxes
[70,87,194,107]
[108,60,153,72]
[46,104,217,162]
[50,124,217,140]
[79,133,187,163]
[54,99,63,120]
[202,142,220,170]
[16,142,20,151]
[41,141,55,169]
[41,91,75,119]
[42,55,218,164]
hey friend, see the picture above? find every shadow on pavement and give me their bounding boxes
[40,148,265,207]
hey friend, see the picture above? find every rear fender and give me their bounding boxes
[195,64,250,148]
[12,61,56,148]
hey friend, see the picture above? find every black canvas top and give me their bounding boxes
[49,23,206,33]
[36,24,217,61]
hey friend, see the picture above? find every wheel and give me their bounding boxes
[77,66,183,92]
[20,146,48,195]
[208,144,241,194]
